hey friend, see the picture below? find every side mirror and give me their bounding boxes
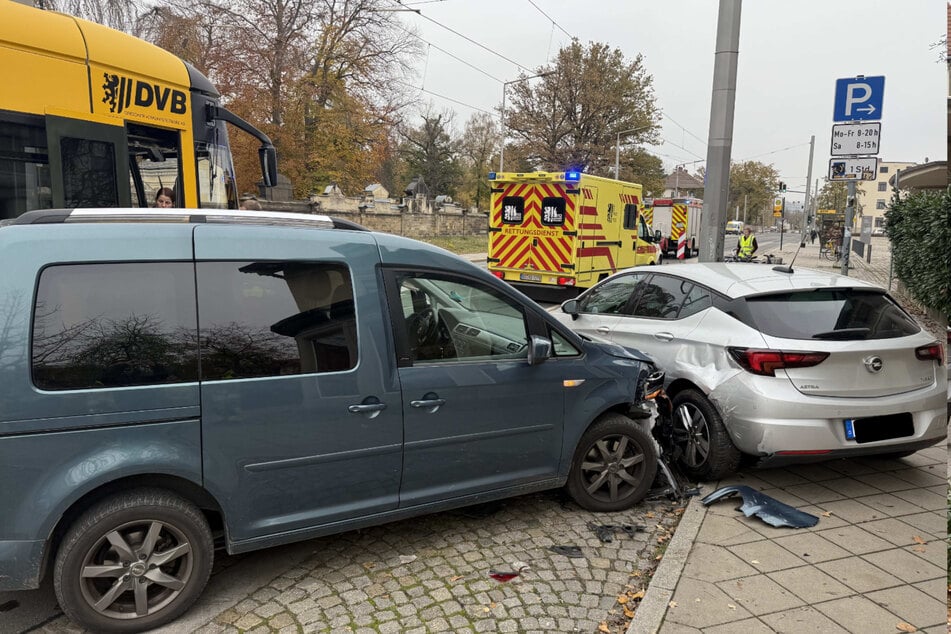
[653,229,662,242]
[527,335,552,366]
[259,144,278,188]
[561,298,580,320]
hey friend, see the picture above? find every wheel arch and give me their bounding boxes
[42,474,226,586]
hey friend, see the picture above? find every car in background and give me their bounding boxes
[872,227,886,237]
[552,263,948,480]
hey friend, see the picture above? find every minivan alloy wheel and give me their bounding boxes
[77,519,194,619]
[54,489,213,633]
[566,414,657,512]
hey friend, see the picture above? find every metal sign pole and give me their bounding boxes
[840,180,856,276]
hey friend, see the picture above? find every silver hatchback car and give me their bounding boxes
[554,263,948,480]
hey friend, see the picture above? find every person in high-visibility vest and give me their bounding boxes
[737,226,758,259]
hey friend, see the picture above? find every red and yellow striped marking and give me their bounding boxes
[489,183,577,274]
[670,203,687,240]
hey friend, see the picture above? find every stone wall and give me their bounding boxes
[259,195,489,238]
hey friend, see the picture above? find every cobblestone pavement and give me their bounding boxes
[32,490,686,634]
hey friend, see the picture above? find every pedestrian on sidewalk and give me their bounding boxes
[810,228,817,244]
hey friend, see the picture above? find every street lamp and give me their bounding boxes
[499,71,553,172]
[614,126,651,179]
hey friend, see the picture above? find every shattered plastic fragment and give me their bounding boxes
[549,545,584,558]
[701,485,819,528]
[586,522,647,543]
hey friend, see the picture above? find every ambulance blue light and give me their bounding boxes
[566,171,581,181]
[488,172,497,180]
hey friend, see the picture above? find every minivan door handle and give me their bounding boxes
[410,393,446,413]
[348,401,387,419]
[595,326,611,335]
[654,332,674,342]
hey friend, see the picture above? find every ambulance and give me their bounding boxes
[651,197,703,259]
[487,171,662,297]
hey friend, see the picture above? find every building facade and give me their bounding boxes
[855,160,916,230]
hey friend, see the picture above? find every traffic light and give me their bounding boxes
[777,181,787,193]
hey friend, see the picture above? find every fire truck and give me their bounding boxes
[651,197,703,258]
[487,171,661,298]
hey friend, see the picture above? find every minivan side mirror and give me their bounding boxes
[561,299,580,320]
[527,335,552,366]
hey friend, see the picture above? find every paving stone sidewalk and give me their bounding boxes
[32,491,687,634]
[629,236,949,634]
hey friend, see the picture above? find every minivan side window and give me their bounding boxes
[197,261,356,379]
[394,273,529,363]
[32,262,198,390]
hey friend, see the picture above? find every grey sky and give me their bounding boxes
[399,0,946,206]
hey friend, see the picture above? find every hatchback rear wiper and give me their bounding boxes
[811,327,870,340]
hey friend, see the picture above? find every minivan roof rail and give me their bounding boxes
[7,208,370,231]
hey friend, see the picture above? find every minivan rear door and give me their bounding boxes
[195,226,403,543]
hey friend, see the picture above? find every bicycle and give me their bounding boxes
[820,240,841,261]
[723,249,762,263]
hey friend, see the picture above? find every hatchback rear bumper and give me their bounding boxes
[711,376,947,458]
[753,436,944,468]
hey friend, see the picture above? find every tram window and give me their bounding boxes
[127,123,182,208]
[0,115,52,220]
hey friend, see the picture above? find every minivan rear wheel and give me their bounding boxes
[566,414,658,512]
[53,489,213,633]
[672,389,741,481]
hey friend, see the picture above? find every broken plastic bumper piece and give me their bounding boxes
[701,485,819,528]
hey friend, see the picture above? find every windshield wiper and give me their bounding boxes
[811,327,870,340]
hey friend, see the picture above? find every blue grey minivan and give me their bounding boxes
[0,209,661,632]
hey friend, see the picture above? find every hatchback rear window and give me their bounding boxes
[743,289,920,340]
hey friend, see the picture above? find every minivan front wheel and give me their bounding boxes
[566,414,658,512]
[54,489,213,633]
[672,389,741,481]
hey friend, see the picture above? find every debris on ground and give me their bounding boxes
[548,545,584,558]
[586,522,647,543]
[701,485,819,528]
[488,561,529,582]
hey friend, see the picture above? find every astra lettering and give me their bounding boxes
[102,73,187,115]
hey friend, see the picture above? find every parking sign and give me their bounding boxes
[833,76,885,122]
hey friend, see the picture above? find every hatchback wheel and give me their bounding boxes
[566,414,658,512]
[672,389,741,481]
[54,489,213,633]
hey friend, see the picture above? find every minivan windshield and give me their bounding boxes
[744,289,920,340]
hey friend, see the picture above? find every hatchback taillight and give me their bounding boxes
[915,342,945,365]
[728,347,829,376]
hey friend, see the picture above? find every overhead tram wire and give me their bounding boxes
[737,141,811,162]
[393,0,533,72]
[392,22,504,84]
[525,0,573,38]
[661,112,708,147]
[395,80,494,115]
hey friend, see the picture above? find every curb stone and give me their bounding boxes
[626,495,707,634]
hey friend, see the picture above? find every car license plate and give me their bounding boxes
[844,413,913,444]
[519,273,542,282]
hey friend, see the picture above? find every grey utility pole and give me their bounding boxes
[800,135,814,247]
[840,180,857,275]
[699,0,742,262]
